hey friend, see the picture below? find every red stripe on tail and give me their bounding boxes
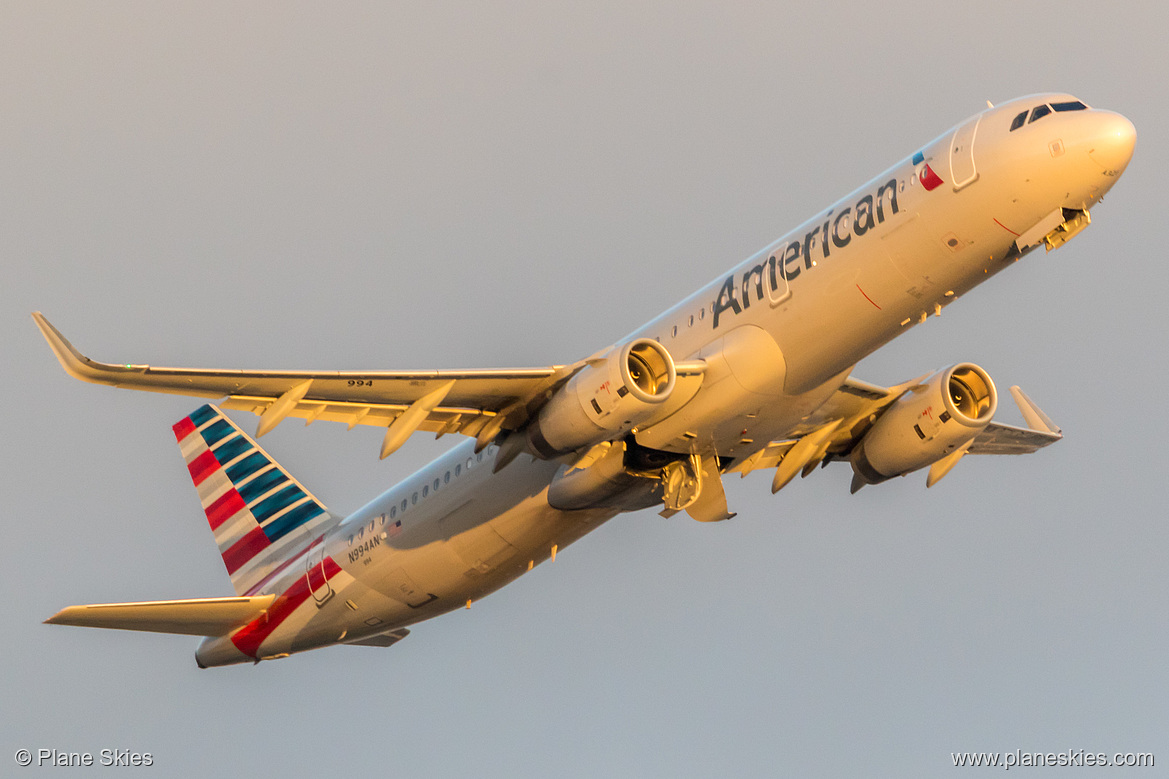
[187,450,220,487]
[173,417,197,443]
[222,527,270,575]
[205,489,247,531]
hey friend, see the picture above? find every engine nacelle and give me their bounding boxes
[546,441,638,510]
[850,363,997,485]
[527,339,676,457]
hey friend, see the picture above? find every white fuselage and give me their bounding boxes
[196,94,1135,666]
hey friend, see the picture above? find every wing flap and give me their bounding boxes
[219,395,497,436]
[45,595,276,637]
[728,439,797,475]
[343,628,410,648]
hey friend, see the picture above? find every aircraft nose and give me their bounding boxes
[1087,110,1136,176]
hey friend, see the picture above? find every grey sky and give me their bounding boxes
[3,2,1166,776]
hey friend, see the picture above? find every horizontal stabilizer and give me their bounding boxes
[45,595,276,637]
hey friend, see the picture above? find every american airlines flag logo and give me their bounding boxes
[912,150,944,191]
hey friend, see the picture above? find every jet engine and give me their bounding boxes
[527,338,676,457]
[850,363,997,485]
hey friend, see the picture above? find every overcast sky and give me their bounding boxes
[3,2,1166,776]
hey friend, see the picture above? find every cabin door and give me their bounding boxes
[949,115,981,190]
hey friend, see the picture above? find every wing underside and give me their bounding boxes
[34,312,562,437]
[33,313,706,454]
[729,378,1062,485]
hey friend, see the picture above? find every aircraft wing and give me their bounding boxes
[966,421,1063,454]
[727,375,922,477]
[35,312,685,454]
[728,377,1061,483]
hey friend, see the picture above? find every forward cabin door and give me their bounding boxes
[949,115,981,190]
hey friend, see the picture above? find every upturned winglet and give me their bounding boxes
[1009,386,1061,435]
[32,311,149,385]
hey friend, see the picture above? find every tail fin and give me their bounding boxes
[173,404,336,595]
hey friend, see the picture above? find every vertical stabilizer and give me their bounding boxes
[173,405,335,595]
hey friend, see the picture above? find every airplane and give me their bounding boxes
[34,93,1135,667]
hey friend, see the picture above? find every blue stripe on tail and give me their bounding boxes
[175,404,337,596]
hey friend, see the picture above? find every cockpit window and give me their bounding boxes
[1011,101,1089,132]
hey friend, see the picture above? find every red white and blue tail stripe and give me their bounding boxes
[173,405,335,595]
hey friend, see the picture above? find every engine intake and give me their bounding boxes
[528,339,676,457]
[850,363,997,485]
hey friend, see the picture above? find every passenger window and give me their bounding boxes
[672,325,677,337]
[401,499,407,512]
[422,485,428,498]
[455,464,461,477]
[1051,100,1087,112]
[369,520,374,533]
[1009,110,1027,131]
[444,471,451,484]
[1029,105,1051,123]
[412,492,418,505]
[390,506,396,519]
[433,478,440,491]
[348,535,353,545]
[466,457,474,471]
[699,308,705,320]
[688,315,694,327]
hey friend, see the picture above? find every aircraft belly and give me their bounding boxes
[335,452,618,625]
[286,583,408,654]
[241,568,405,658]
